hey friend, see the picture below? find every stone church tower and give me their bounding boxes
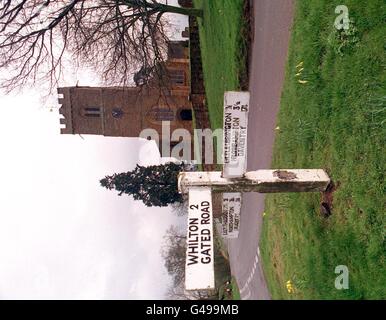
[58,41,194,159]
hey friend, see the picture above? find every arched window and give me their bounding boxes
[179,109,193,121]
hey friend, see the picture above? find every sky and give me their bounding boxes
[0,1,188,300]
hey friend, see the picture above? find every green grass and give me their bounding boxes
[230,276,241,300]
[213,231,231,289]
[218,276,241,300]
[260,0,386,299]
[193,0,247,130]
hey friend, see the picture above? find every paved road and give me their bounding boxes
[227,0,294,300]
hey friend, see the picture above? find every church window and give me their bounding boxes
[168,43,186,59]
[84,107,101,117]
[112,108,124,118]
[150,107,175,122]
[179,109,193,121]
[169,70,185,85]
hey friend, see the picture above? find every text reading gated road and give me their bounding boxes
[187,200,212,265]
[185,188,215,290]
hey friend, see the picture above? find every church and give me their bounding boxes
[58,40,194,159]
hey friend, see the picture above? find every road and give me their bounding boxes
[227,0,294,300]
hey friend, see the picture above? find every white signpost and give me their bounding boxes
[220,193,242,239]
[185,187,215,291]
[222,91,250,178]
[181,91,331,291]
[182,170,331,291]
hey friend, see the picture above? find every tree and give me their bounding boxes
[166,283,219,300]
[161,225,186,287]
[170,198,188,216]
[100,162,185,207]
[0,0,203,91]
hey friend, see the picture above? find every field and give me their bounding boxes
[260,0,386,299]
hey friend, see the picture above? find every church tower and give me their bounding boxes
[58,85,194,158]
[58,40,194,159]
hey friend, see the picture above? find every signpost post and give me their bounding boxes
[179,169,331,194]
[182,91,331,291]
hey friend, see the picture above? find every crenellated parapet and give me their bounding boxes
[57,87,73,134]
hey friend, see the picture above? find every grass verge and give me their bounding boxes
[218,276,241,300]
[230,276,241,300]
[193,0,249,130]
[260,0,385,299]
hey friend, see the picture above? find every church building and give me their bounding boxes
[58,41,194,159]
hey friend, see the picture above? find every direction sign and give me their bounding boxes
[185,188,215,291]
[220,193,242,239]
[222,91,250,178]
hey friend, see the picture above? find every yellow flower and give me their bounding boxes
[286,280,295,293]
[295,72,302,77]
[298,80,308,84]
[263,212,267,217]
[296,61,304,68]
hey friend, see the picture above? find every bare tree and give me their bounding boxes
[170,196,188,216]
[0,0,202,91]
[161,225,186,287]
[166,283,218,300]
[161,224,224,300]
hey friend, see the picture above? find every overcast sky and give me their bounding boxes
[0,1,188,300]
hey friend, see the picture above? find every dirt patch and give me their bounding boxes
[320,181,338,218]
